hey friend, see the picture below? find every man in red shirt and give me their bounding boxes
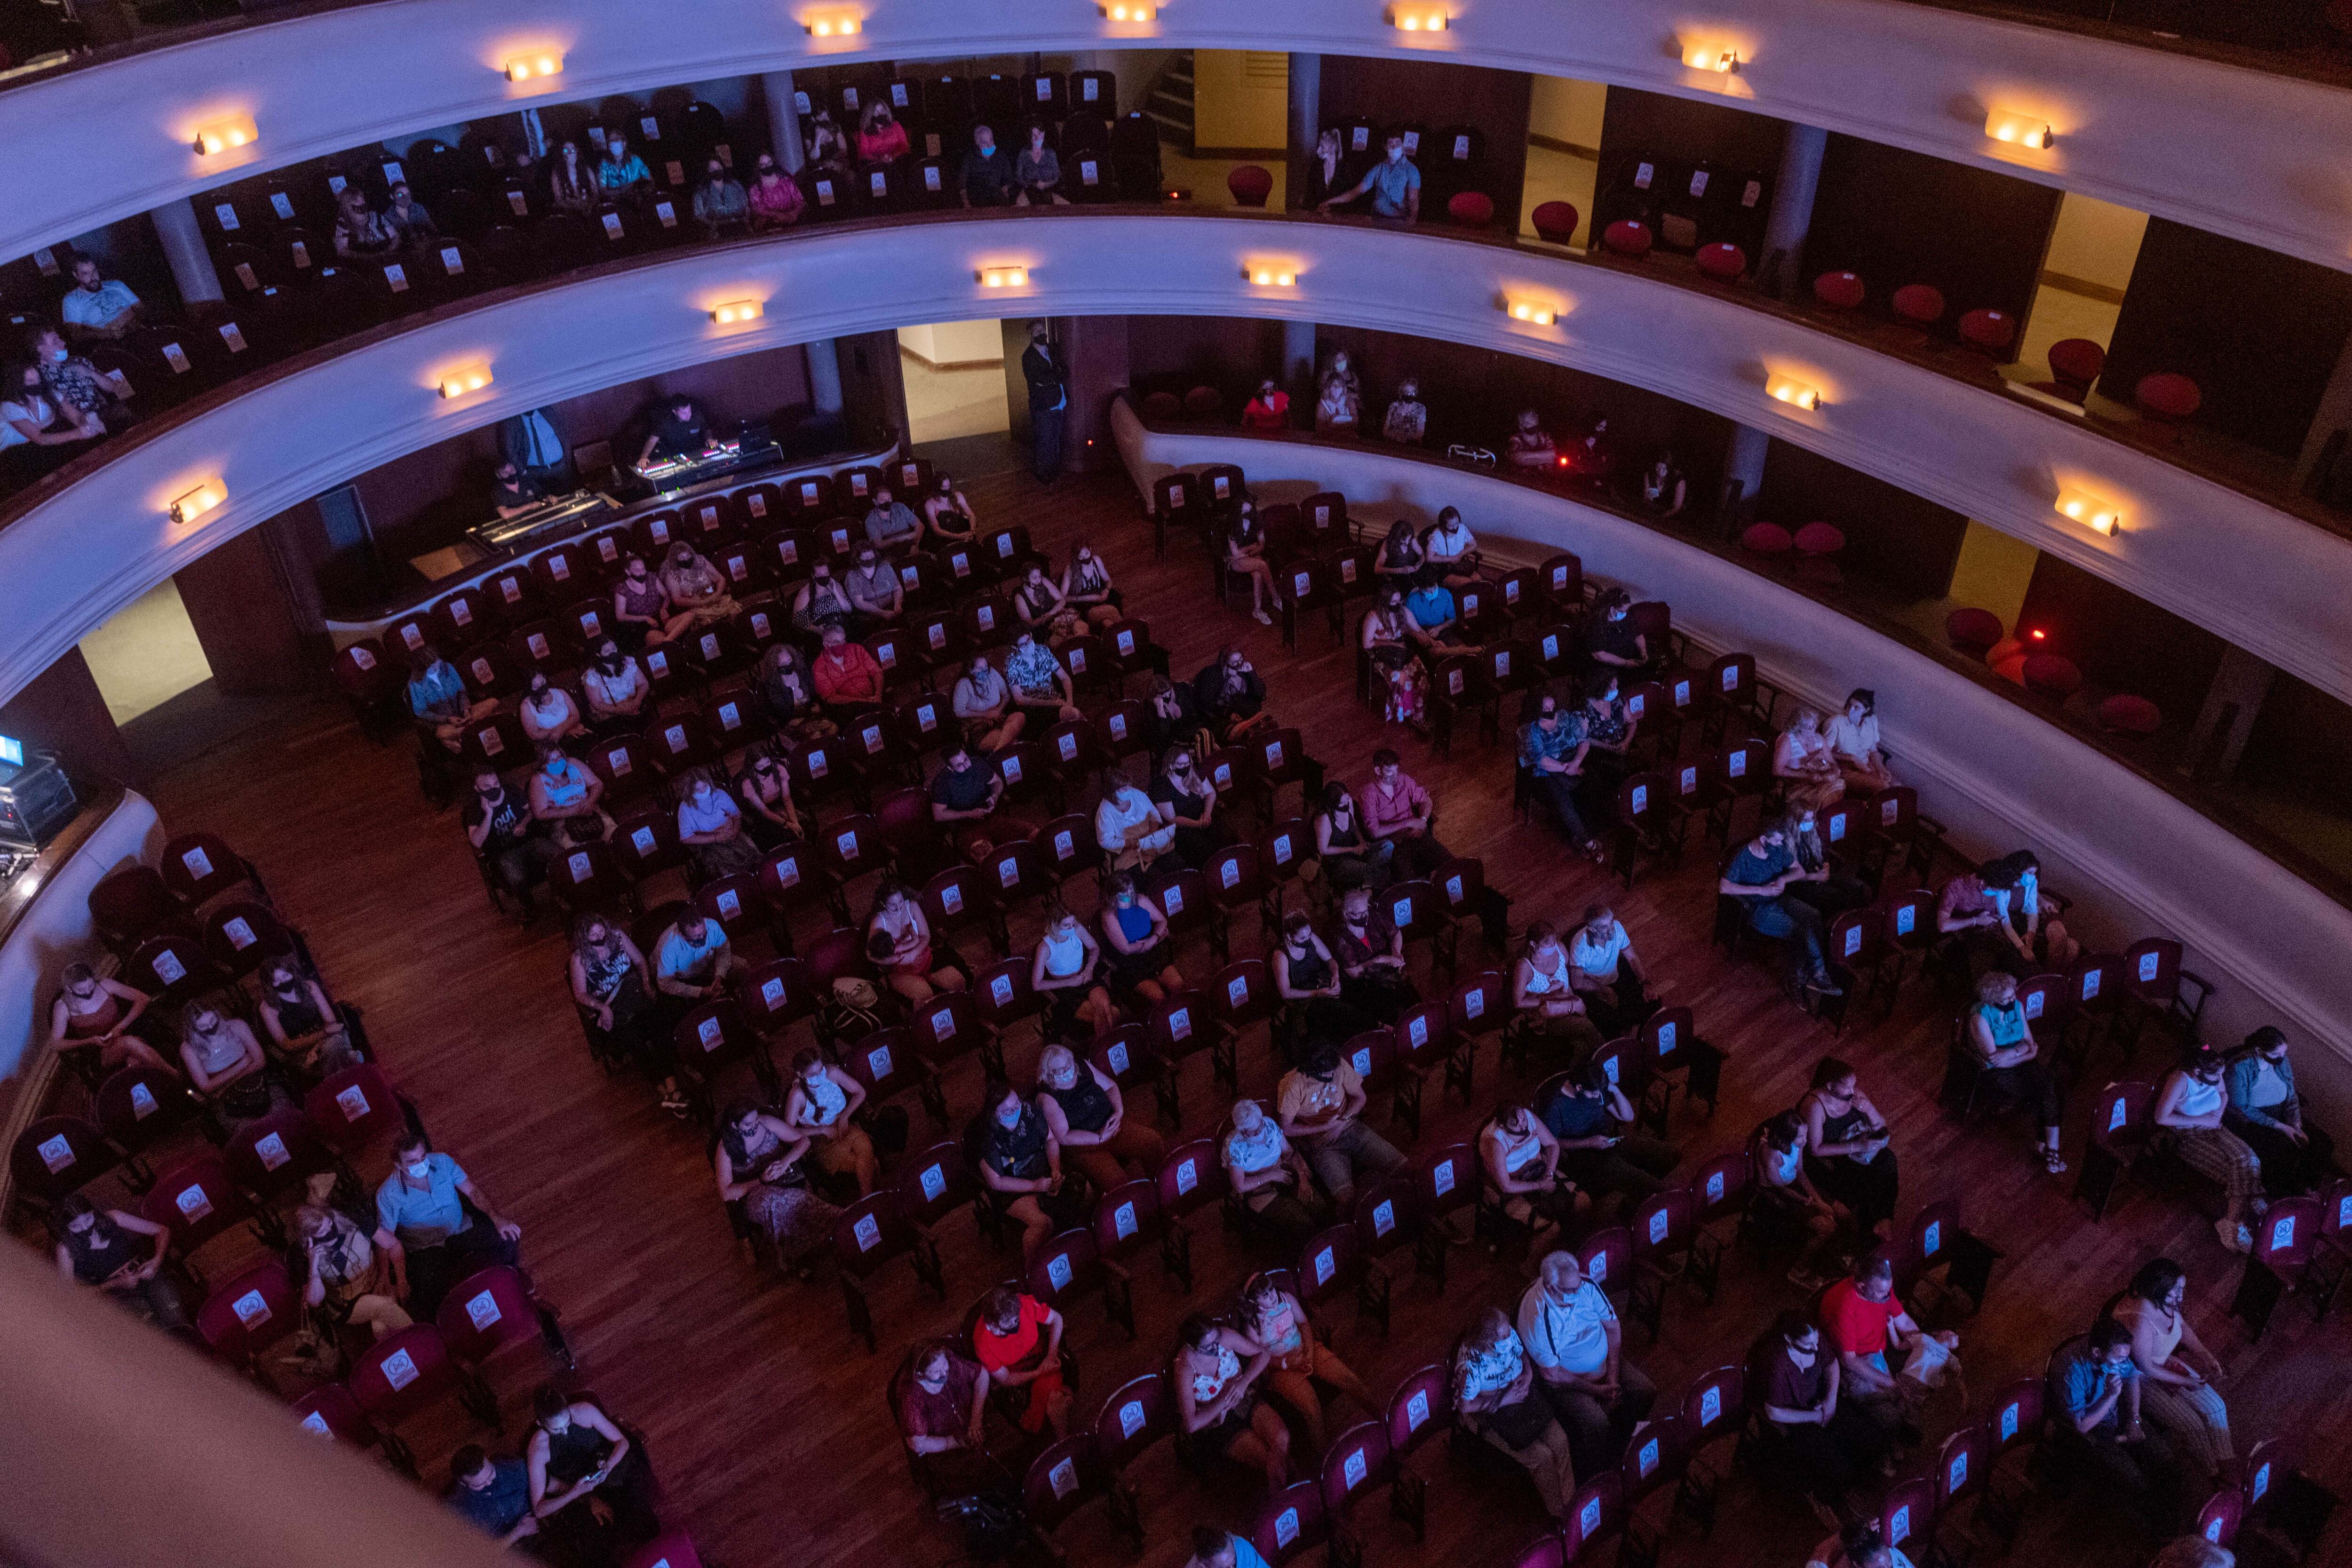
[971,1286,1070,1436]
[811,621,885,709]
[1819,1255,1956,1449]
[1361,748,1452,878]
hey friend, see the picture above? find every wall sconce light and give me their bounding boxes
[439,367,493,399]
[977,265,1030,288]
[191,116,257,156]
[1388,4,1448,31]
[710,300,765,326]
[2055,486,2122,535]
[505,53,563,83]
[1765,374,1821,411]
[1681,42,1739,72]
[1985,110,2053,150]
[1100,1,1156,18]
[1504,300,1556,326]
[802,8,861,36]
[168,481,225,525]
[1244,265,1297,287]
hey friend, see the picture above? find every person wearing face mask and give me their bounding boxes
[1361,587,1430,730]
[373,1130,524,1314]
[1277,1039,1406,1212]
[1801,1059,1897,1240]
[1454,1306,1576,1520]
[1060,539,1122,629]
[806,110,851,172]
[1723,815,1841,999]
[1005,629,1080,724]
[1481,1102,1575,1240]
[1242,377,1291,433]
[1565,904,1654,1037]
[464,767,553,915]
[580,638,648,727]
[2,357,102,477]
[1012,560,1080,644]
[1271,912,1374,1064]
[690,156,748,237]
[752,641,812,732]
[2157,1045,2266,1253]
[733,746,802,846]
[1013,121,1067,206]
[492,459,547,520]
[2114,1258,2232,1480]
[54,1194,187,1333]
[547,140,600,218]
[60,255,141,342]
[595,131,652,196]
[1319,133,1420,223]
[1565,415,1618,489]
[746,151,807,230]
[1035,1042,1163,1190]
[1641,451,1688,518]
[1536,1055,1680,1212]
[1965,971,2067,1175]
[713,1098,840,1277]
[1822,688,1894,794]
[1981,849,2078,971]
[1502,410,1557,474]
[898,1340,998,1488]
[2226,1026,2333,1197]
[330,185,397,259]
[960,123,1017,207]
[973,1284,1073,1439]
[528,742,613,848]
[792,559,859,637]
[1222,1097,1326,1247]
[526,1385,660,1551]
[1775,708,1846,814]
[1583,589,1653,681]
[1194,646,1272,743]
[636,393,712,472]
[1332,887,1418,1017]
[1780,809,1873,923]
[675,768,761,881]
[923,472,978,546]
[610,554,672,652]
[658,541,735,633]
[782,1045,877,1195]
[952,652,1024,755]
[1020,319,1069,483]
[974,1077,1081,1264]
[1360,748,1448,877]
[1509,922,1605,1065]
[1381,378,1428,445]
[381,182,437,248]
[1403,566,1476,652]
[930,743,1006,860]
[813,620,886,708]
[1302,127,1354,208]
[1174,1311,1290,1491]
[296,1199,411,1341]
[1579,675,1639,801]
[407,643,490,756]
[568,910,657,1078]
[444,1445,539,1547]
[1096,869,1184,1007]
[1421,506,1480,589]
[857,99,910,163]
[178,995,276,1125]
[1753,1309,1888,1519]
[258,957,360,1082]
[845,543,904,624]
[1313,782,1391,895]
[870,880,967,1005]
[1097,777,1176,878]
[863,484,926,555]
[516,671,584,746]
[1520,694,1603,861]
[1150,746,1224,868]
[49,961,167,1076]
[1235,1268,1375,1455]
[1313,349,1361,437]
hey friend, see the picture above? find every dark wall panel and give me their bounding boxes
[1592,86,1786,256]
[1126,314,1289,409]
[1755,441,1969,601]
[1313,54,1532,225]
[0,649,140,790]
[2016,550,2227,717]
[174,525,315,694]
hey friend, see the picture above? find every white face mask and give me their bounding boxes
[997,1104,1023,1129]
[1386,147,1404,163]
[49,346,69,363]
[406,1160,431,1179]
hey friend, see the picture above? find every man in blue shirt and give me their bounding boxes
[372,1132,522,1314]
[445,1445,540,1545]
[1184,1525,1273,1568]
[1719,817,1839,997]
[656,912,735,1004]
[2057,1320,2185,1533]
[1519,692,1599,857]
[1403,573,1468,647]
[1319,134,1421,223]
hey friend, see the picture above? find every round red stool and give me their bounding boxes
[1531,201,1581,243]
[2097,694,2161,735]
[2022,653,2082,699]
[1225,165,1273,207]
[1602,220,1653,258]
[2046,338,2106,399]
[1891,284,1947,326]
[2136,372,2203,423]
[1957,307,2017,354]
[1695,242,1747,281]
[1812,271,1866,310]
[1447,191,1495,227]
[1945,607,2003,653]
[1740,522,1794,557]
[1794,522,1845,557]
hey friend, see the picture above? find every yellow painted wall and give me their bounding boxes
[1528,75,1607,153]
[2042,192,2148,295]
[1947,520,2040,633]
[1191,49,1288,151]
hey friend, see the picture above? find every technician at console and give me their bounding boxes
[635,394,714,470]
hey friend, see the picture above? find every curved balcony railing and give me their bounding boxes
[3,0,2352,276]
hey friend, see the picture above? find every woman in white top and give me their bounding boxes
[1825,689,1896,794]
[1753,1110,1845,1290]
[658,542,736,634]
[1774,707,1846,813]
[2155,1045,2263,1253]
[178,996,274,1125]
[1030,904,1113,1041]
[1452,1307,1575,1519]
[951,654,1024,755]
[1422,506,1479,589]
[1173,1311,1289,1489]
[1481,1102,1572,1232]
[3,358,101,476]
[580,639,648,724]
[1511,921,1603,1060]
[1221,1098,1324,1247]
[1315,350,1360,438]
[1094,768,1174,873]
[868,880,966,1005]
[782,1044,877,1195]
[517,672,586,744]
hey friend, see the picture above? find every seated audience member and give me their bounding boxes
[1776,708,1846,813]
[1582,590,1652,682]
[1223,1098,1326,1247]
[899,1339,996,1488]
[1062,541,1121,629]
[1483,1102,1575,1235]
[1966,971,2067,1174]
[408,644,491,752]
[1362,587,1431,730]
[1014,123,1067,205]
[1145,669,1190,737]
[1566,903,1653,1036]
[1521,693,1603,861]
[781,1045,876,1196]
[924,473,979,546]
[1453,1306,1576,1520]
[1318,133,1420,222]
[655,910,737,1024]
[179,997,275,1125]
[490,430,553,505]
[30,324,129,427]
[952,654,1024,755]
[870,881,965,1006]
[1403,570,1473,651]
[445,1445,539,1547]
[1422,506,1479,588]
[1826,689,1895,793]
[864,486,926,555]
[974,1284,1072,1440]
[1722,816,1841,998]
[975,1078,1079,1265]
[845,543,904,626]
[580,639,649,730]
[1821,1255,1958,1445]
[1273,910,1374,1051]
[1006,629,1080,724]
[1186,1524,1273,1568]
[813,621,886,708]
[331,185,398,258]
[1982,849,2078,969]
[1314,782,1392,894]
[1221,501,1278,627]
[1241,378,1290,432]
[1194,645,1273,742]
[1753,1111,1847,1291]
[690,158,747,237]
[676,770,760,882]
[2057,1319,2186,1533]
[1639,453,1687,518]
[2226,1026,2333,1197]
[547,140,600,218]
[1152,744,1224,868]
[517,672,586,746]
[1175,1311,1290,1488]
[1758,1310,1890,1521]
[1782,808,1874,923]
[258,957,359,1081]
[1802,1057,1898,1238]
[54,1194,186,1332]
[526,1386,660,1550]
[1511,920,1604,1063]
[658,542,735,633]
[753,642,812,732]
[2156,1045,2264,1254]
[1537,1056,1679,1209]
[1236,1268,1375,1453]
[930,742,1005,852]
[960,123,1017,207]
[1936,859,2034,980]
[1361,748,1449,877]
[2114,1258,2231,1479]
[1383,378,1428,445]
[60,256,141,341]
[1314,350,1362,437]
[1374,521,1428,600]
[1040,912,1120,1048]
[1520,1249,1655,1477]
[710,1100,842,1279]
[373,1130,523,1315]
[297,1198,410,1342]
[610,556,672,650]
[857,99,911,163]
[1333,886,1419,1018]
[568,913,671,1108]
[1097,869,1185,1006]
[595,131,653,196]
[1012,560,1081,644]
[49,962,166,1075]
[4,357,103,476]
[1038,1037,1165,1187]
[1506,408,1557,470]
[1097,776,1176,876]
[1564,416,1619,489]
[734,747,801,847]
[528,742,612,848]
[382,182,437,247]
[747,153,807,230]
[1277,1039,1406,1211]
[806,110,850,171]
[1806,1519,1912,1568]
[793,561,858,638]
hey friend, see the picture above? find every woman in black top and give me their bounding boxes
[1800,1058,1899,1240]
[1062,540,1122,630]
[1012,561,1081,644]
[258,956,360,1082]
[734,747,802,847]
[1580,674,1639,804]
[1374,519,1425,597]
[1332,887,1421,1019]
[1151,745,1224,868]
[1035,1043,1167,1192]
[527,1386,660,1548]
[1193,647,1271,743]
[1272,912,1377,1059]
[54,1194,187,1331]
[975,1079,1080,1264]
[1315,783,1394,894]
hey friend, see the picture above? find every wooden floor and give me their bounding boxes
[113,454,2350,1568]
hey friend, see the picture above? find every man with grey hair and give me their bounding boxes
[1517,1249,1655,1478]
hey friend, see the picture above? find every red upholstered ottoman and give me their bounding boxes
[1891,284,1947,325]
[1945,607,2003,653]
[1531,201,1581,243]
[1602,219,1653,258]
[1740,522,1794,556]
[1226,165,1273,207]
[1957,307,2017,353]
[2136,372,2203,422]
[1695,242,1747,281]
[1794,522,1845,556]
[1813,271,1866,310]
[2022,653,2082,699]
[2097,694,2161,735]
[1447,190,1495,227]
[2047,338,2106,398]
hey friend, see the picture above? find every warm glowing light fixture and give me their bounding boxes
[1765,374,1821,411]
[802,8,862,35]
[439,367,493,399]
[1388,4,1448,31]
[168,482,225,525]
[977,266,1030,288]
[710,300,765,326]
[2056,486,2122,536]
[1505,300,1556,326]
[1245,265,1298,287]
[1985,110,2052,150]
[1100,1,1156,18]
[1681,42,1739,72]
[505,53,563,82]
[191,116,257,156]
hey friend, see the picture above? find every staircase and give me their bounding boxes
[1142,50,1195,153]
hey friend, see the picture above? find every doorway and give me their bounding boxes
[896,320,1012,443]
[79,581,212,727]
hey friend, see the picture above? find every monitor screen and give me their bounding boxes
[0,734,22,767]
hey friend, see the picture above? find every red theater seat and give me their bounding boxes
[2047,338,2106,398]
[1812,271,1866,310]
[1446,191,1495,227]
[1602,220,1653,258]
[1531,201,1580,243]
[1695,242,1746,281]
[1794,522,1845,557]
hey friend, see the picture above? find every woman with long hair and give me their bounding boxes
[2112,1257,2231,1478]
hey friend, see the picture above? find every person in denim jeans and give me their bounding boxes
[1276,1040,1405,1210]
[1720,815,1840,997]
